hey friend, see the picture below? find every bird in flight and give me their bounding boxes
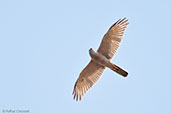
[73,18,129,101]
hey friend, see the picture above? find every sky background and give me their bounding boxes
[0,0,171,114]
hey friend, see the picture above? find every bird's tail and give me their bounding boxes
[109,63,128,77]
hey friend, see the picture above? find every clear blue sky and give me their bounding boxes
[0,0,171,114]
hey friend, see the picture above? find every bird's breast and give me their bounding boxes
[91,52,110,67]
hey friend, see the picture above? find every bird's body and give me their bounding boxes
[89,48,111,68]
[89,48,128,77]
[73,18,129,101]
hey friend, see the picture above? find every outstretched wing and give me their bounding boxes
[97,18,129,59]
[73,60,105,101]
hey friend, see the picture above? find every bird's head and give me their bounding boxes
[89,48,95,58]
[89,48,94,54]
[89,48,93,52]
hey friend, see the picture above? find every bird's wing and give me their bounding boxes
[73,60,105,101]
[97,18,129,59]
